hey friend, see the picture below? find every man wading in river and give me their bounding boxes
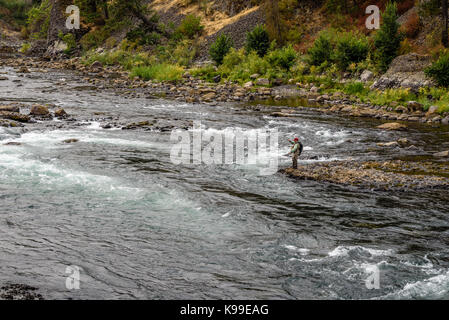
[288,138,303,169]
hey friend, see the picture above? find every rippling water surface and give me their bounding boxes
[1,67,449,299]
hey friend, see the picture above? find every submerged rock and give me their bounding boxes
[62,138,79,144]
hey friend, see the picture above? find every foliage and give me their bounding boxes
[0,0,32,26]
[127,27,161,46]
[246,25,270,57]
[373,2,403,72]
[59,32,76,54]
[266,45,297,70]
[307,31,332,66]
[26,0,51,39]
[425,51,449,87]
[209,34,233,65]
[176,14,204,39]
[130,64,184,82]
[343,81,368,95]
[333,32,370,71]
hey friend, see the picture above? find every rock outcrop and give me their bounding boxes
[371,53,435,92]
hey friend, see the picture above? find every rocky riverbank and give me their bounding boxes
[1,55,449,127]
[280,160,449,191]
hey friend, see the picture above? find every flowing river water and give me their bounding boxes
[1,66,449,300]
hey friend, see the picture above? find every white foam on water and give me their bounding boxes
[315,129,349,138]
[3,129,157,149]
[0,150,144,198]
[283,245,310,255]
[378,271,449,300]
[328,246,394,258]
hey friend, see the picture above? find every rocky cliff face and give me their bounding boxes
[371,53,435,92]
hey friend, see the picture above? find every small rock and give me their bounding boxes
[62,139,79,144]
[360,70,374,82]
[310,86,319,93]
[395,106,407,113]
[201,92,216,101]
[377,141,399,147]
[256,78,270,86]
[243,81,253,88]
[397,138,410,147]
[433,150,449,158]
[3,142,22,146]
[91,61,103,69]
[377,122,407,130]
[54,108,68,118]
[213,75,221,83]
[427,105,439,116]
[407,101,423,111]
[250,74,260,80]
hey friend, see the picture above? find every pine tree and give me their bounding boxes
[374,2,403,72]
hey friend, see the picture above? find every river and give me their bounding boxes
[1,66,449,299]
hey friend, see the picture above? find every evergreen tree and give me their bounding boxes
[209,34,233,65]
[374,2,403,72]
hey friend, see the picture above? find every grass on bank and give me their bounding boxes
[130,64,184,82]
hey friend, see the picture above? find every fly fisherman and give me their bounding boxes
[288,137,303,169]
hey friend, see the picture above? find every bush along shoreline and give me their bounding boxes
[10,1,449,125]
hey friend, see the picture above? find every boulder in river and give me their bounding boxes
[30,105,50,116]
[54,108,68,118]
[376,122,407,130]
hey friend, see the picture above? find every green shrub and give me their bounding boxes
[126,27,161,46]
[374,2,403,72]
[219,49,269,83]
[190,64,219,81]
[209,34,233,65]
[246,25,270,57]
[343,82,368,95]
[177,14,204,39]
[19,42,30,54]
[266,45,297,70]
[26,0,51,39]
[0,0,32,26]
[425,51,449,87]
[307,32,332,66]
[59,32,77,54]
[334,32,370,71]
[130,64,184,82]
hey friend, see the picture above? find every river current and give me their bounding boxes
[1,66,449,299]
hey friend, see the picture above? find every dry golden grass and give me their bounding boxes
[151,0,260,36]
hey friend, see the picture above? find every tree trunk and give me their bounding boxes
[443,0,448,47]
